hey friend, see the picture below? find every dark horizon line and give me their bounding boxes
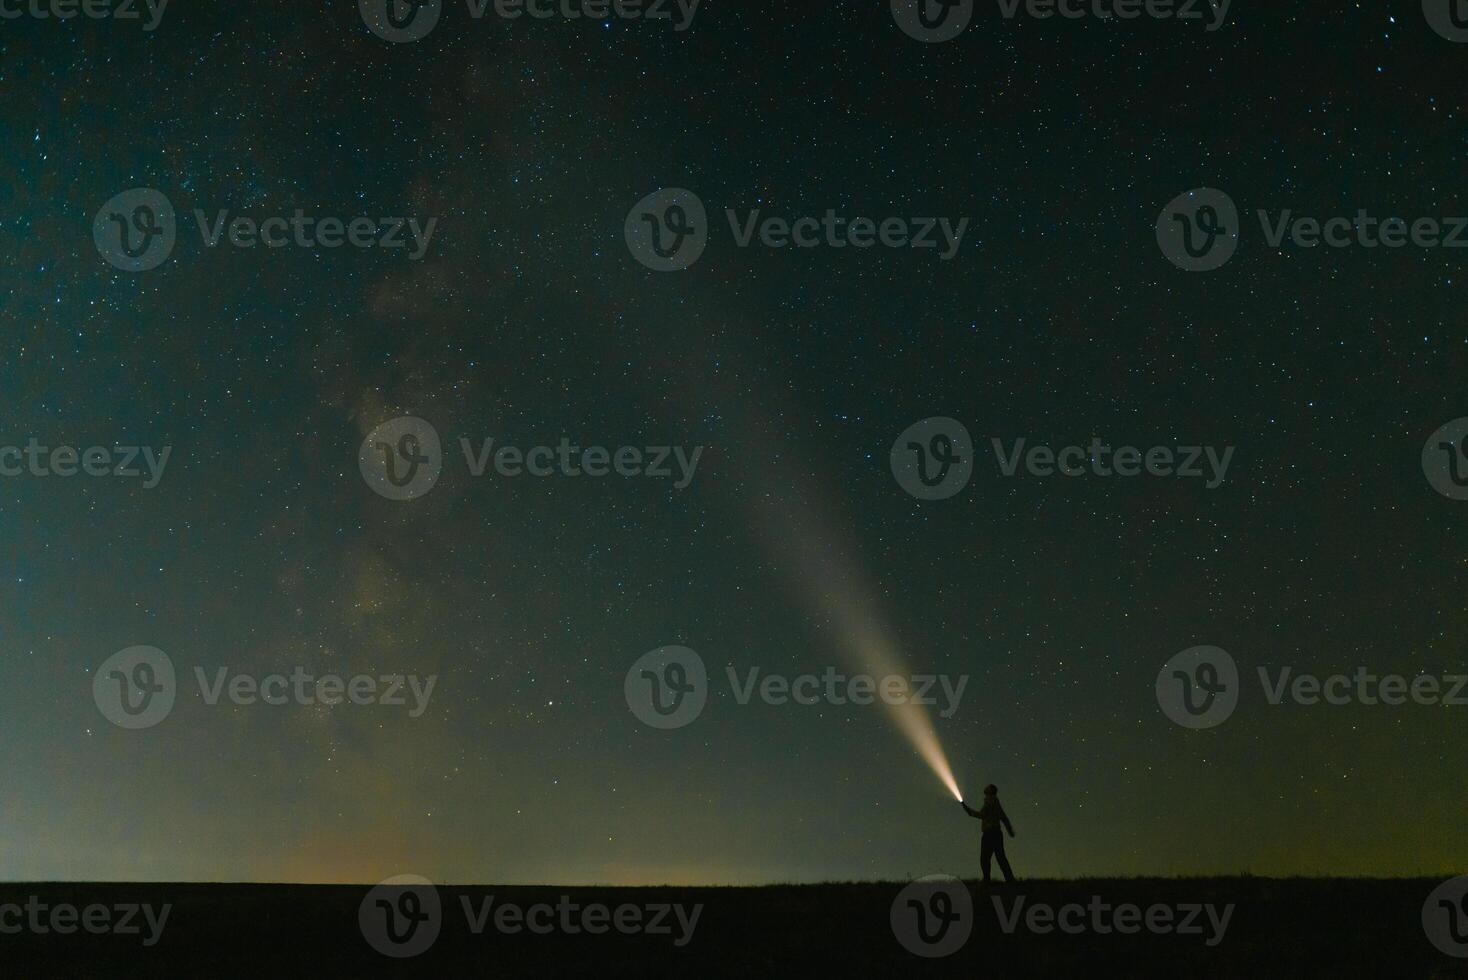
[1,873,1458,888]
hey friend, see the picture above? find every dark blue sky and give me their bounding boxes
[1,1,1464,883]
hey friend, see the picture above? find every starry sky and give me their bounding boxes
[2,1,1465,885]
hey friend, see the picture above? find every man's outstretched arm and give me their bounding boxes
[960,801,978,817]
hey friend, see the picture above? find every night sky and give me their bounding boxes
[2,1,1465,885]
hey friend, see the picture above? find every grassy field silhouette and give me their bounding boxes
[3,877,1464,977]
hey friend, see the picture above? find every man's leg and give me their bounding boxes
[980,831,995,883]
[994,836,1016,883]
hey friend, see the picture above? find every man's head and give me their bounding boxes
[983,784,998,798]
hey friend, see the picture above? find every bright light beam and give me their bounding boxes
[750,486,963,802]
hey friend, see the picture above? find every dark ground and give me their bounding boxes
[2,877,1465,978]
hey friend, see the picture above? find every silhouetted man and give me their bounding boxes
[961,784,1016,883]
